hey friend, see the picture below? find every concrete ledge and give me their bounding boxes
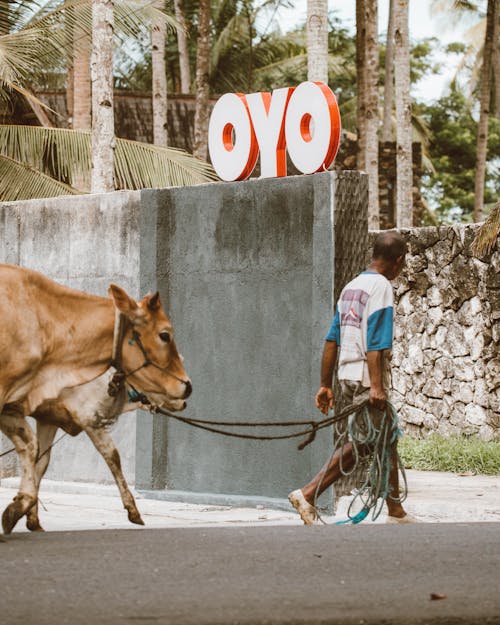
[0,478,124,498]
[137,488,294,512]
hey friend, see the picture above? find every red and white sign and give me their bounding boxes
[208,81,341,182]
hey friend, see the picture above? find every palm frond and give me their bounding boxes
[211,14,248,71]
[1,0,178,81]
[114,139,218,188]
[0,125,218,193]
[0,29,49,86]
[471,201,500,255]
[0,153,80,201]
[0,125,91,186]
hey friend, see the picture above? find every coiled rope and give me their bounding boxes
[313,401,407,524]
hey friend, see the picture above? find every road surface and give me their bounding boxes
[1,523,499,625]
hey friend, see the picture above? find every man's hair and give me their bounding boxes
[372,231,408,262]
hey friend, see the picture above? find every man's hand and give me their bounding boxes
[369,386,387,410]
[315,386,334,415]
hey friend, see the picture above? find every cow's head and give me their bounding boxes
[109,285,192,409]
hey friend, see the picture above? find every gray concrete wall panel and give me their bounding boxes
[139,172,367,501]
[0,191,141,484]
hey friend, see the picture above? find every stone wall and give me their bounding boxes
[370,226,499,441]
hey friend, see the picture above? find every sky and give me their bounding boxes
[271,0,474,103]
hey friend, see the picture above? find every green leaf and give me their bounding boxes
[0,154,81,201]
[0,125,218,196]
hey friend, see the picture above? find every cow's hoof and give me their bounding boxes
[2,501,25,535]
[128,509,145,525]
[26,519,45,532]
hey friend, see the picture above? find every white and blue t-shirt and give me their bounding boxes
[325,271,394,387]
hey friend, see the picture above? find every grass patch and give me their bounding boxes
[398,434,500,476]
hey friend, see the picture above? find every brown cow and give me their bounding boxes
[0,264,191,534]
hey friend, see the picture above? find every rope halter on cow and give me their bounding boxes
[107,311,187,399]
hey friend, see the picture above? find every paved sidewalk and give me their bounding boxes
[1,469,499,533]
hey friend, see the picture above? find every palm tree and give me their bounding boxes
[174,0,192,93]
[307,0,328,84]
[0,0,216,200]
[91,0,115,192]
[474,0,498,221]
[356,0,380,228]
[471,199,500,255]
[152,0,168,146]
[193,0,211,160]
[394,0,413,227]
[431,0,499,220]
[72,12,92,131]
[382,0,395,141]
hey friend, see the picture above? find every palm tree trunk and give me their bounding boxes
[307,0,328,84]
[474,0,498,221]
[382,0,395,142]
[356,0,379,228]
[91,0,115,193]
[73,26,91,130]
[492,6,500,120]
[394,0,413,228]
[193,0,211,160]
[152,0,168,146]
[174,0,191,93]
[65,1,75,124]
[356,0,366,171]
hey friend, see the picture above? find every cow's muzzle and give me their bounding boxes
[183,380,193,399]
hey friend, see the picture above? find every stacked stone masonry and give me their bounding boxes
[369,225,499,441]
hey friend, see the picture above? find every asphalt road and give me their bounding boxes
[1,523,499,625]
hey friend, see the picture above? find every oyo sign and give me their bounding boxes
[208,81,341,182]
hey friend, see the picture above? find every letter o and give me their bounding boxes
[208,93,259,181]
[284,82,341,175]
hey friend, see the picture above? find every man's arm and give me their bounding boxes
[315,340,338,415]
[366,350,386,409]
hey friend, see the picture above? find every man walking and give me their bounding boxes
[289,231,417,525]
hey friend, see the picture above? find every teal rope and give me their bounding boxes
[313,401,407,525]
[340,402,407,523]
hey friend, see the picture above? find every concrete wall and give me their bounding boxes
[0,172,368,505]
[138,172,367,501]
[0,191,143,485]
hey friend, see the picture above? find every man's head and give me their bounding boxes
[371,231,407,279]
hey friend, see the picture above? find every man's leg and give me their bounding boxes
[385,442,407,518]
[301,441,355,503]
[289,381,361,525]
[288,441,356,525]
[385,441,419,522]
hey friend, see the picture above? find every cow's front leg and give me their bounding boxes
[26,422,58,532]
[0,414,38,534]
[83,425,144,525]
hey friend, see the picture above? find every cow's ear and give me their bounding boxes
[146,291,161,312]
[109,284,139,318]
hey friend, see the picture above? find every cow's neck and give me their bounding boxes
[47,293,116,366]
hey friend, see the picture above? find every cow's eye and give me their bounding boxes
[159,331,171,343]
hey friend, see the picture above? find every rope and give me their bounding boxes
[148,399,371,449]
[312,402,407,525]
[0,432,69,463]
